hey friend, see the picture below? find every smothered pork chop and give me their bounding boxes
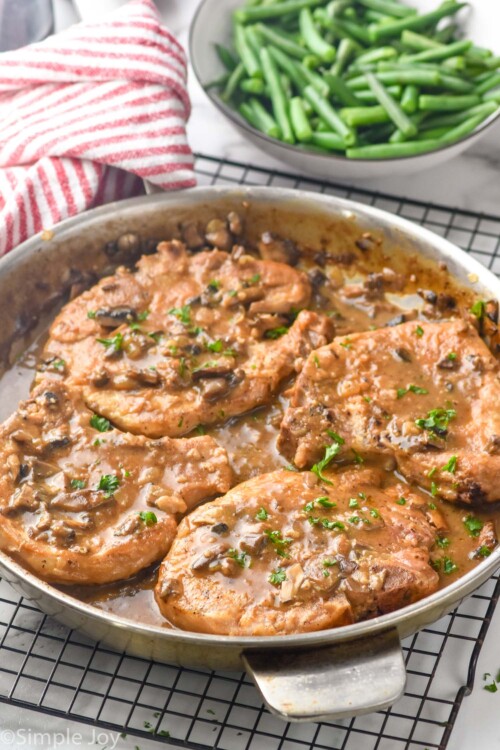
[155,468,441,636]
[41,239,333,438]
[279,319,500,505]
[0,381,231,585]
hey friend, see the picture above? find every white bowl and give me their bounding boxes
[189,0,500,179]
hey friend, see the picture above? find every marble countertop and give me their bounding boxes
[2,2,499,750]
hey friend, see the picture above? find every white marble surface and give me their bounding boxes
[2,2,499,750]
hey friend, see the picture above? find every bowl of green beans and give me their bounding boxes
[189,0,500,178]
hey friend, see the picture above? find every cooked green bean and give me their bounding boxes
[347,69,441,89]
[418,94,481,111]
[240,77,266,93]
[206,73,231,90]
[324,72,362,106]
[356,84,402,102]
[304,85,356,144]
[235,24,262,78]
[215,44,238,71]
[331,38,359,76]
[299,8,336,62]
[260,47,295,142]
[365,72,417,137]
[254,23,307,58]
[400,30,442,52]
[290,96,313,140]
[347,139,439,158]
[389,111,427,142]
[403,39,472,64]
[221,61,245,101]
[400,84,418,113]
[369,3,466,43]
[248,97,282,138]
[483,89,500,103]
[357,0,416,18]
[355,46,399,66]
[340,104,389,127]
[234,0,320,23]
[311,131,345,150]
[422,101,498,128]
[440,112,491,145]
[268,45,310,90]
[477,72,500,95]
[298,62,330,95]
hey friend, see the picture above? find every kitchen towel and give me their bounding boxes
[0,0,195,257]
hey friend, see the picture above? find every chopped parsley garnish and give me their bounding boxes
[349,516,361,524]
[87,310,96,319]
[207,279,221,292]
[313,354,320,368]
[264,529,292,558]
[96,333,123,352]
[70,479,86,490]
[443,556,458,575]
[478,546,492,558]
[322,519,345,531]
[339,338,352,350]
[396,497,406,505]
[415,325,424,337]
[484,680,498,693]
[139,511,157,526]
[363,395,372,403]
[352,449,364,465]
[323,559,337,568]
[396,384,429,399]
[431,482,438,497]
[415,407,456,437]
[90,414,112,432]
[193,359,221,373]
[436,536,450,548]
[195,425,206,435]
[178,357,188,378]
[228,289,237,297]
[255,507,269,521]
[447,352,457,360]
[311,432,344,485]
[316,496,336,509]
[269,567,286,585]
[264,326,289,340]
[428,502,437,510]
[470,300,485,320]
[284,463,298,472]
[349,498,359,508]
[370,508,381,519]
[168,305,191,325]
[248,273,261,284]
[97,474,120,498]
[428,466,437,478]
[228,548,251,568]
[442,455,458,474]
[206,339,223,353]
[52,358,66,371]
[178,416,184,428]
[138,310,150,321]
[463,515,483,537]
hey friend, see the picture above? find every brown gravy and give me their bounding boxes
[0,229,497,630]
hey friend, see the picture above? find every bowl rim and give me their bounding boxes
[1,185,500,650]
[188,0,500,165]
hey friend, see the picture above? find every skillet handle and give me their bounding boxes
[242,628,405,723]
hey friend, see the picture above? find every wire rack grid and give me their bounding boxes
[1,153,500,750]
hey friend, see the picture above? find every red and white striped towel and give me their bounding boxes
[0,0,195,257]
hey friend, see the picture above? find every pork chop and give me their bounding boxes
[41,240,334,437]
[155,467,440,635]
[0,381,231,585]
[278,319,500,504]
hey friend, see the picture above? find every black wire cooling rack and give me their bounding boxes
[1,153,500,750]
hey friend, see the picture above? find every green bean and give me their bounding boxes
[477,73,500,95]
[239,102,262,130]
[483,57,500,71]
[221,61,245,101]
[346,139,439,158]
[235,24,262,78]
[215,44,238,71]
[433,23,459,44]
[331,38,359,76]
[240,77,266,93]
[325,0,351,18]
[347,69,441,89]
[281,73,293,98]
[303,85,356,145]
[310,131,346,150]
[422,101,499,128]
[324,17,372,46]
[206,73,231,90]
[369,3,466,43]
[234,0,320,23]
[364,10,397,23]
[255,23,307,58]
[299,8,336,62]
[400,30,442,52]
[248,97,282,137]
[356,84,402,102]
[416,126,451,140]
[468,45,493,60]
[298,62,330,96]
[260,47,295,142]
[268,46,310,90]
[245,25,264,57]
[377,63,474,92]
[290,96,313,140]
[442,56,466,73]
[303,54,321,69]
[436,72,475,94]
[400,84,418,113]
[389,111,427,142]
[365,72,417,137]
[357,0,416,18]
[355,46,398,66]
[340,104,389,127]
[403,39,472,64]
[483,89,500,103]
[418,94,481,111]
[440,112,492,145]
[323,72,362,106]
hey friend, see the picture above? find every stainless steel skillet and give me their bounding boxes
[0,186,499,723]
